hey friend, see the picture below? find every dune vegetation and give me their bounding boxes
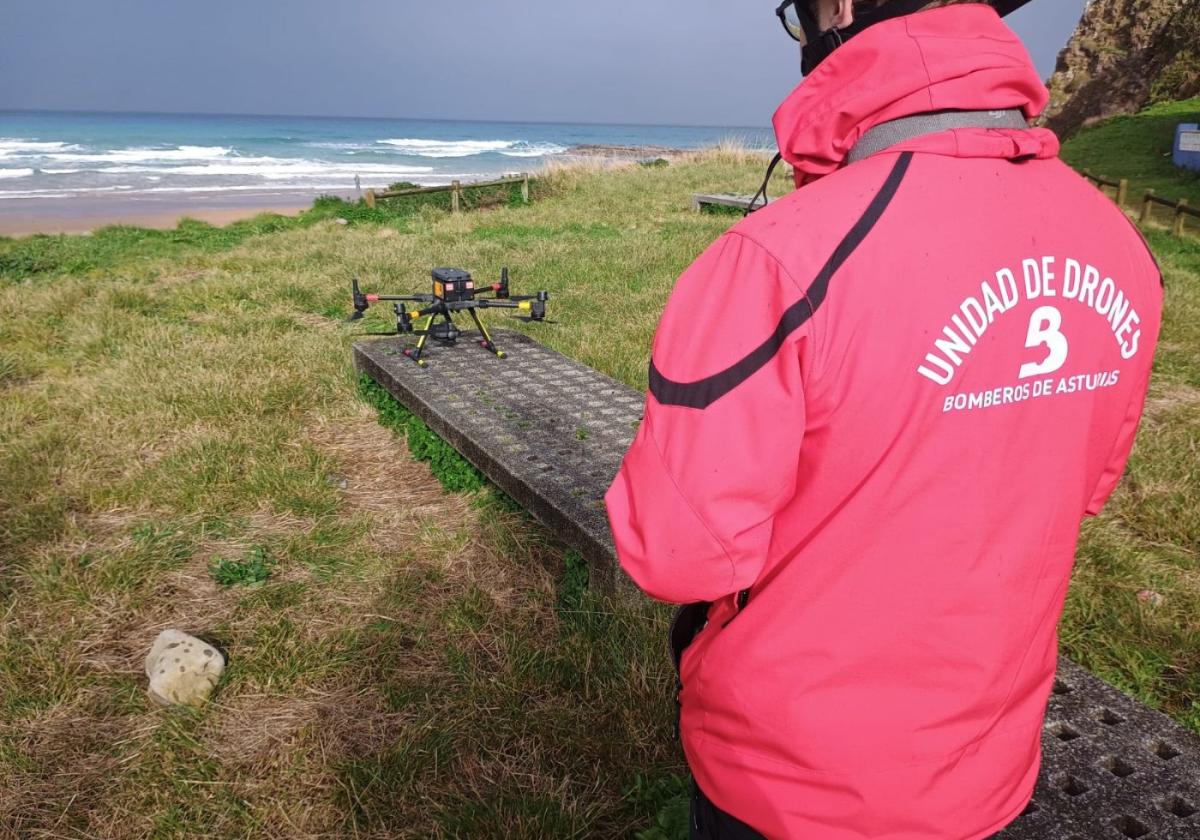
[0,124,1197,837]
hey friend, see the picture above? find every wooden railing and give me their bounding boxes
[1081,169,1198,237]
[364,173,531,212]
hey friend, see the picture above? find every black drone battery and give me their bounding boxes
[431,268,475,302]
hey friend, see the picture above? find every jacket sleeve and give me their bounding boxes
[604,231,812,603]
[1084,358,1153,517]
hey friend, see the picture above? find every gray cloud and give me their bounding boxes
[0,1,1087,126]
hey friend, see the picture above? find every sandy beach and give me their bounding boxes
[0,144,699,237]
[0,190,348,237]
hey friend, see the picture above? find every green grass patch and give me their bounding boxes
[0,179,537,284]
[627,773,692,840]
[472,221,621,242]
[358,374,486,493]
[210,546,274,587]
[1061,97,1200,209]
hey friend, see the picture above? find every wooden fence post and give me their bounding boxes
[521,174,530,204]
[1117,179,1129,208]
[365,189,376,209]
[1175,200,1189,237]
[1140,190,1155,224]
[451,180,461,213]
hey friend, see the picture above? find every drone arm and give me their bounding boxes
[476,299,522,309]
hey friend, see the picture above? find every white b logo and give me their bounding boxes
[1019,305,1068,379]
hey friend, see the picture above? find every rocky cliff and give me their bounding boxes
[1043,0,1200,137]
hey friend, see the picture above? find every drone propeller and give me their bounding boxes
[347,277,368,322]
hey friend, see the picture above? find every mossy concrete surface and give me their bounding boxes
[355,330,643,590]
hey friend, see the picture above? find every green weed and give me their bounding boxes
[210,546,273,587]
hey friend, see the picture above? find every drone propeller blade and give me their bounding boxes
[350,276,370,321]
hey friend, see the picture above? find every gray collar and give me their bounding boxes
[847,108,1028,164]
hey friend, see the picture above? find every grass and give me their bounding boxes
[0,180,532,284]
[1060,97,1200,211]
[0,126,1195,837]
[210,547,274,588]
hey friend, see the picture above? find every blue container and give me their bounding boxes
[1175,123,1200,172]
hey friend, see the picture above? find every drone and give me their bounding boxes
[347,267,549,367]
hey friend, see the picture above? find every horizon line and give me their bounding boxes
[0,106,774,133]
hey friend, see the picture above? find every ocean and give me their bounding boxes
[0,111,775,202]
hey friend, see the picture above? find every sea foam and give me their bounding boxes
[378,138,567,158]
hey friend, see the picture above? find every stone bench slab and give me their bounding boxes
[354,330,641,587]
[691,193,773,211]
[354,330,1199,839]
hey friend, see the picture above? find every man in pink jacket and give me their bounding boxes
[604,1,1164,837]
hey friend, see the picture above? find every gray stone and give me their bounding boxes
[354,331,1200,838]
[144,629,225,707]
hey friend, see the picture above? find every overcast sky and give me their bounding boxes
[0,1,1089,127]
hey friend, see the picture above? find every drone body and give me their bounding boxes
[348,268,549,367]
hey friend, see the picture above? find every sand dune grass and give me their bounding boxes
[0,151,1197,838]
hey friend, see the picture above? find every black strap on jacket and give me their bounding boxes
[669,601,711,739]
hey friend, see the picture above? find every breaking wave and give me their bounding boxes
[0,138,82,158]
[377,138,567,158]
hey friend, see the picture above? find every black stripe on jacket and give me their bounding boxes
[649,151,914,410]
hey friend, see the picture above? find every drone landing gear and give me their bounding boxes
[468,308,506,359]
[402,313,436,368]
[400,311,506,366]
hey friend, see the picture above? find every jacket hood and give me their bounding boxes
[773,3,1056,183]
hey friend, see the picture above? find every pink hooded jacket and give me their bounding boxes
[604,5,1163,839]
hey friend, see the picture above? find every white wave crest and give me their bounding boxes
[306,141,374,151]
[0,138,81,155]
[94,156,436,179]
[378,138,567,158]
[499,141,569,158]
[44,145,235,164]
[0,177,470,198]
[0,168,35,179]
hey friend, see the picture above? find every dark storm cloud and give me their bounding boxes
[0,0,1087,126]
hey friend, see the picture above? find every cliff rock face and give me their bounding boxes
[1043,0,1200,137]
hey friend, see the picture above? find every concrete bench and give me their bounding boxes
[692,193,772,212]
[355,330,1200,839]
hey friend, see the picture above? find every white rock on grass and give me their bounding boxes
[144,629,225,707]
